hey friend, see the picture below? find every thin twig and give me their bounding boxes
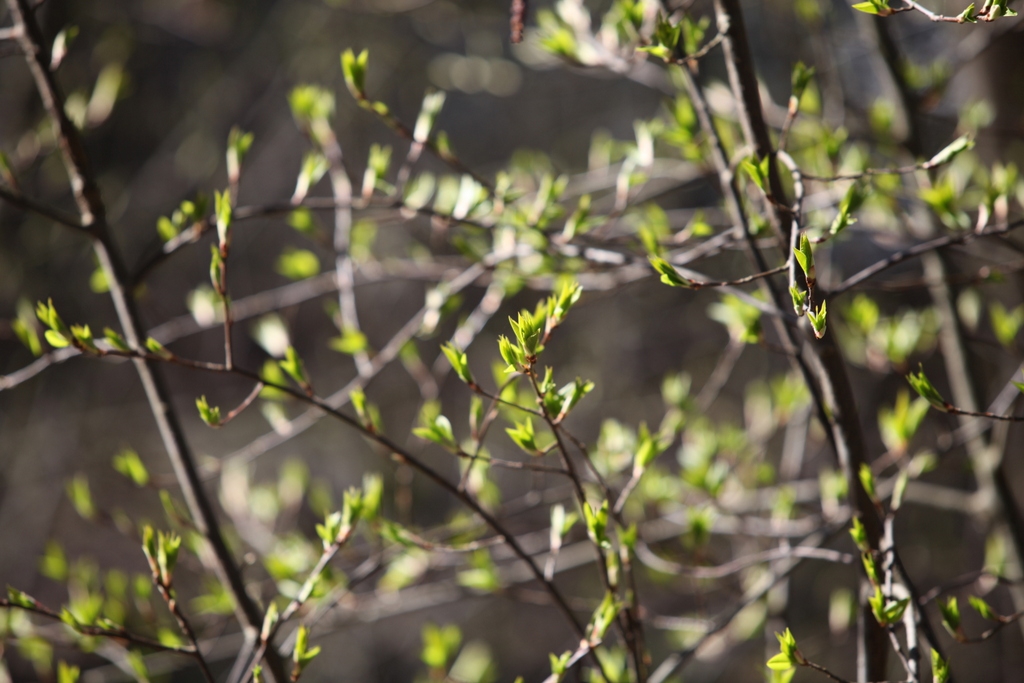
[828,220,1024,297]
[0,183,84,229]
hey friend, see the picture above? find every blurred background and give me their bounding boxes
[2,0,1024,681]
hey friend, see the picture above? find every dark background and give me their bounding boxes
[2,0,1024,681]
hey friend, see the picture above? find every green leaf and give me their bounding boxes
[885,597,910,624]
[145,336,172,359]
[852,0,892,15]
[196,395,221,427]
[421,623,462,671]
[44,329,70,348]
[329,328,368,355]
[261,602,280,642]
[289,207,316,234]
[789,285,807,316]
[506,417,538,454]
[12,301,42,356]
[66,474,95,520]
[7,586,38,609]
[457,550,501,592]
[990,302,1024,348]
[766,653,795,671]
[583,500,610,549]
[793,233,814,280]
[276,247,321,280]
[906,365,947,410]
[927,134,974,167]
[939,596,961,634]
[226,127,254,180]
[293,152,329,202]
[741,155,770,193]
[509,308,545,357]
[39,541,68,581]
[156,531,182,584]
[440,343,474,385]
[767,628,800,670]
[932,649,950,683]
[292,624,322,672]
[863,552,881,585]
[547,280,583,326]
[790,61,815,103]
[587,591,620,642]
[69,324,97,351]
[279,346,308,387]
[414,414,457,449]
[36,298,67,335]
[850,517,869,551]
[549,651,572,676]
[214,189,232,247]
[708,294,762,344]
[830,183,865,235]
[101,327,129,352]
[969,595,998,621]
[57,661,80,683]
[649,256,694,288]
[808,300,828,339]
[289,85,335,125]
[112,448,149,486]
[414,90,446,143]
[634,422,666,472]
[858,463,877,501]
[497,335,524,372]
[956,2,978,22]
[341,48,370,99]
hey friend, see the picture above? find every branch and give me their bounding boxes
[0,183,83,228]
[831,222,1024,299]
[2,2,289,679]
[0,596,199,657]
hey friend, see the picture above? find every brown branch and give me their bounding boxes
[0,597,200,657]
[695,2,890,679]
[2,2,289,679]
[150,578,215,683]
[0,346,80,391]
[713,0,793,243]
[0,183,83,228]
[633,542,853,578]
[511,0,528,43]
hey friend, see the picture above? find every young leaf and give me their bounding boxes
[852,0,893,15]
[112,448,149,486]
[932,649,950,683]
[793,233,814,281]
[939,596,961,635]
[341,48,370,99]
[214,189,232,248]
[906,365,947,410]
[440,343,474,385]
[858,463,877,501]
[226,127,254,182]
[292,625,322,676]
[195,395,221,427]
[649,255,695,288]
[279,346,308,387]
[969,595,999,621]
[927,134,974,168]
[583,500,610,549]
[808,300,828,339]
